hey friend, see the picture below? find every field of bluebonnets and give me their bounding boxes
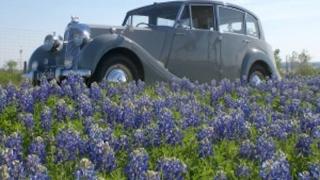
[0,75,320,180]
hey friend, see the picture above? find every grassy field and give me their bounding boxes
[0,70,23,86]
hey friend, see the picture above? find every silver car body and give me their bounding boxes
[26,0,280,83]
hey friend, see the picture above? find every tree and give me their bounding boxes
[274,49,282,72]
[4,60,18,72]
[298,49,311,64]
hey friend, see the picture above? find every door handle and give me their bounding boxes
[243,39,250,43]
[175,32,186,36]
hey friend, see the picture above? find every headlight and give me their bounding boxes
[64,58,73,69]
[73,30,90,47]
[42,34,63,51]
[31,62,38,71]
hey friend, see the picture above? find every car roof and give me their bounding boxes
[126,0,259,20]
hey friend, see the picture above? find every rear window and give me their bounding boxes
[246,14,260,38]
[218,7,245,34]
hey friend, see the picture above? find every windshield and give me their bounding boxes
[124,3,181,27]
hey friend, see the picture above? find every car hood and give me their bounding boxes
[88,24,126,38]
[87,24,174,61]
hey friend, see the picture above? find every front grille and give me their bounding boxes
[64,28,80,69]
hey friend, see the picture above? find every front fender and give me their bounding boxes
[241,48,280,80]
[79,34,178,83]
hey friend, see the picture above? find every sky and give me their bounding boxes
[0,0,319,67]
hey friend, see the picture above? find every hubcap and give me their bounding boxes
[249,71,264,86]
[105,64,132,83]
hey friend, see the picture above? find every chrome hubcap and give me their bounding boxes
[105,65,132,83]
[249,72,264,86]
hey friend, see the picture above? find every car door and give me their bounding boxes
[217,6,248,80]
[167,4,220,82]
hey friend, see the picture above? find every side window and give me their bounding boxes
[218,7,245,34]
[191,5,214,30]
[246,14,260,38]
[178,6,191,28]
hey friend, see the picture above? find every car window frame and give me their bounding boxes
[175,3,216,31]
[245,12,261,39]
[217,5,246,36]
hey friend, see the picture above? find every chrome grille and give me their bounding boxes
[64,28,80,69]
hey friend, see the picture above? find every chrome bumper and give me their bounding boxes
[23,68,92,81]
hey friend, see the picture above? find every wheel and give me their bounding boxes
[248,64,270,85]
[90,54,141,83]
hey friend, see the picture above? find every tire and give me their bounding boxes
[248,64,270,85]
[89,53,141,83]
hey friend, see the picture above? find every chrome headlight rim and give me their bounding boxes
[42,34,63,52]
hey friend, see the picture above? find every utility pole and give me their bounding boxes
[19,48,23,71]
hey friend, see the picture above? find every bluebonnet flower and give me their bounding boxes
[125,148,149,180]
[235,165,251,178]
[198,138,213,158]
[114,135,129,152]
[214,170,228,180]
[239,140,256,160]
[144,126,161,147]
[197,126,215,142]
[17,89,34,113]
[77,94,94,117]
[7,160,26,179]
[285,99,301,115]
[309,163,320,179]
[5,83,16,103]
[181,105,201,129]
[55,129,82,162]
[19,113,34,130]
[298,171,311,180]
[0,87,8,113]
[28,137,46,163]
[40,106,52,132]
[259,151,291,180]
[255,135,275,162]
[56,99,73,121]
[300,113,320,134]
[75,158,97,180]
[134,129,146,147]
[5,133,23,158]
[25,154,49,180]
[36,79,50,102]
[295,134,313,156]
[210,110,248,140]
[156,157,187,180]
[89,82,102,101]
[88,141,116,172]
[311,126,320,138]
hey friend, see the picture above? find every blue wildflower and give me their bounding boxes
[40,106,52,132]
[199,138,213,158]
[259,151,291,180]
[125,148,149,180]
[156,157,187,180]
[75,158,97,180]
[295,134,313,156]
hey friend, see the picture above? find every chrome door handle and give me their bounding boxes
[175,32,186,36]
[243,39,250,43]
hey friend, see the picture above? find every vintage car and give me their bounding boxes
[25,0,280,84]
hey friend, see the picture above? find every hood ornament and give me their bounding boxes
[71,16,80,23]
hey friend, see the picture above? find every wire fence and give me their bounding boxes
[0,26,51,69]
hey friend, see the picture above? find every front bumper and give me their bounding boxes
[23,68,92,81]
